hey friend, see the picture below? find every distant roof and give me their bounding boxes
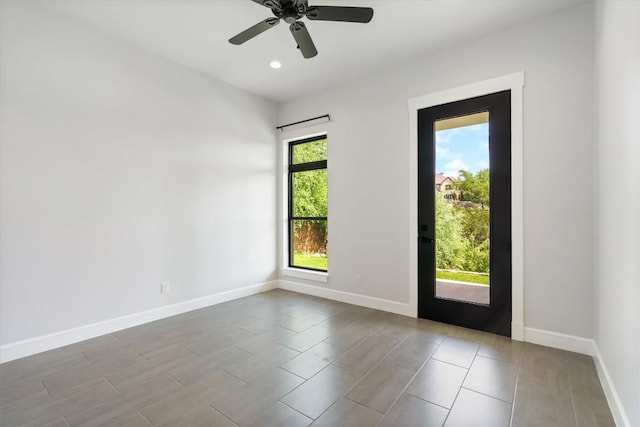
[436,173,456,185]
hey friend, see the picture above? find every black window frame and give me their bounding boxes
[288,135,328,272]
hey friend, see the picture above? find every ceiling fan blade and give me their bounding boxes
[306,6,373,23]
[251,0,283,11]
[290,22,317,59]
[229,18,280,45]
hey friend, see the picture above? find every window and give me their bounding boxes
[288,136,328,272]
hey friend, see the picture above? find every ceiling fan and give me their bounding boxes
[229,0,374,59]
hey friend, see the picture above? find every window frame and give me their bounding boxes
[288,135,328,273]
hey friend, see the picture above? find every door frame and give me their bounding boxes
[408,72,525,340]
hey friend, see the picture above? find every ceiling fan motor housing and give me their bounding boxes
[273,0,305,23]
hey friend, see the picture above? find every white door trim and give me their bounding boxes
[407,72,525,340]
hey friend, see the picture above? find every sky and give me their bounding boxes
[435,123,489,178]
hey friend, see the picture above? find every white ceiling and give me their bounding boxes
[47,0,590,103]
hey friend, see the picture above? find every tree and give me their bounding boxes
[459,207,489,247]
[435,192,464,269]
[458,238,490,273]
[457,169,489,208]
[291,139,328,254]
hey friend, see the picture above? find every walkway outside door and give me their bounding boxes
[417,91,512,336]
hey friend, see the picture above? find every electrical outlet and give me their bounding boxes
[355,275,362,286]
[160,282,170,294]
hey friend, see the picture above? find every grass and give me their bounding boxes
[293,252,328,271]
[436,269,489,286]
[290,255,486,284]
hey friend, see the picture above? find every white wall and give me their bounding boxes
[278,5,595,338]
[0,2,277,348]
[594,1,640,425]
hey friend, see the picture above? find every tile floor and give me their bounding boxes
[0,289,614,426]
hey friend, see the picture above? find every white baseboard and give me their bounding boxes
[592,342,632,427]
[523,327,595,355]
[278,280,413,317]
[0,280,278,363]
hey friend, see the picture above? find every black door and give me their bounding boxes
[418,91,511,336]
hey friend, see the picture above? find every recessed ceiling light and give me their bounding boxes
[270,60,282,69]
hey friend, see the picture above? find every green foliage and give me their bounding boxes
[293,169,327,217]
[435,269,489,286]
[293,138,327,164]
[291,139,328,259]
[436,170,490,275]
[457,169,489,208]
[435,192,464,269]
[292,139,327,218]
[459,207,489,247]
[293,252,328,270]
[457,238,490,273]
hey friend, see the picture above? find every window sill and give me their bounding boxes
[281,267,328,283]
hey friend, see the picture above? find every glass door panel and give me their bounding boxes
[434,112,490,305]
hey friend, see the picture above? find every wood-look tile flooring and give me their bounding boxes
[0,289,614,426]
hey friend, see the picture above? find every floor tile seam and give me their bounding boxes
[276,362,338,409]
[278,340,316,353]
[165,368,200,387]
[321,334,368,354]
[402,391,452,411]
[341,394,385,416]
[25,355,36,368]
[291,354,392,424]
[276,320,318,334]
[465,354,520,388]
[459,386,514,405]
[275,400,316,423]
[62,414,72,427]
[509,353,527,426]
[373,344,442,427]
[278,328,334,351]
[136,410,154,427]
[438,349,477,426]
[207,403,240,426]
[103,375,122,393]
[276,366,309,383]
[221,367,251,383]
[42,379,53,397]
[475,350,522,365]
[567,373,582,427]
[340,334,411,404]
[278,363,315,380]
[429,355,474,370]
[79,350,92,365]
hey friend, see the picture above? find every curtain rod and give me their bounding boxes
[276,114,330,131]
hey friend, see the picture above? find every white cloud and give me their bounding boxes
[435,132,452,158]
[445,158,469,171]
[476,160,489,169]
[436,145,450,157]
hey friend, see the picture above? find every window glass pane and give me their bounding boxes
[434,111,490,305]
[292,219,328,270]
[293,138,327,164]
[292,169,328,217]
